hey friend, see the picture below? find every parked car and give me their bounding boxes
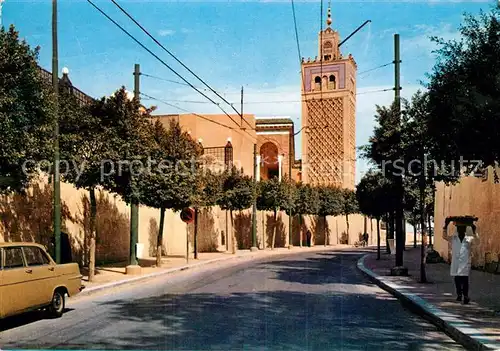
[0,242,83,319]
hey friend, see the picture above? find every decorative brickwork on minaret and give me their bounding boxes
[300,5,356,189]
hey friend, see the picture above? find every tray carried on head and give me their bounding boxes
[447,215,478,225]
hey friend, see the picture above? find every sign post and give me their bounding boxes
[180,208,195,263]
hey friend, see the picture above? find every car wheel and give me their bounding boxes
[48,290,65,318]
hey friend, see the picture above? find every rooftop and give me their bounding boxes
[255,117,294,126]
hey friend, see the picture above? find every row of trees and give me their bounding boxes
[0,25,359,282]
[356,7,500,281]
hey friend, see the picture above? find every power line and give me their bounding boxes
[109,0,254,131]
[86,0,242,129]
[141,92,236,130]
[143,88,394,105]
[144,93,295,148]
[143,92,257,143]
[142,71,396,97]
[356,88,393,95]
[141,73,208,91]
[358,62,392,76]
[290,0,307,97]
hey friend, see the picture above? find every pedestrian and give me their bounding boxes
[363,232,369,246]
[306,230,312,247]
[442,217,480,304]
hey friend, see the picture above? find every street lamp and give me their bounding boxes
[338,20,371,48]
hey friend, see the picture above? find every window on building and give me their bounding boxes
[328,75,336,89]
[314,76,321,90]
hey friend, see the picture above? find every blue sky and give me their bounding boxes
[2,0,492,182]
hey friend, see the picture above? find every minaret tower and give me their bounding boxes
[300,2,357,189]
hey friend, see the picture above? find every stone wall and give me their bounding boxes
[434,172,500,268]
[0,178,385,266]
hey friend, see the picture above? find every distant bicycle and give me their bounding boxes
[354,233,368,247]
[354,239,367,248]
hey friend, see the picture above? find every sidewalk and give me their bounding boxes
[358,247,500,351]
[79,245,351,296]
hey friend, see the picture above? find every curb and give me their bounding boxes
[78,253,256,297]
[357,254,500,351]
[78,246,341,297]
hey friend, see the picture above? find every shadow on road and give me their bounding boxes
[0,308,75,332]
[0,250,463,350]
[65,250,461,350]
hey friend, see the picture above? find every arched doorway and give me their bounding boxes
[260,142,279,180]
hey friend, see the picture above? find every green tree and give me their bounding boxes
[316,185,343,246]
[341,188,358,240]
[362,101,406,265]
[256,178,295,249]
[294,182,320,246]
[192,168,225,255]
[356,171,393,259]
[0,26,54,194]
[93,88,155,203]
[425,8,500,181]
[58,86,104,281]
[90,88,155,268]
[137,120,202,267]
[402,90,440,282]
[193,169,224,208]
[217,167,255,253]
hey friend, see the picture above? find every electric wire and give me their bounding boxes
[86,0,242,129]
[109,0,254,130]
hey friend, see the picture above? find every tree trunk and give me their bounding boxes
[156,207,166,268]
[387,212,394,254]
[262,211,266,249]
[413,223,417,248]
[194,207,198,259]
[88,187,97,282]
[428,213,433,247]
[370,217,373,245]
[419,150,428,283]
[403,218,406,251]
[385,215,390,254]
[230,210,236,254]
[346,214,350,244]
[324,216,327,246]
[299,215,302,247]
[271,209,277,250]
[225,210,229,251]
[376,218,381,260]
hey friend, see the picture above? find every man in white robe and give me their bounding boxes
[442,219,479,304]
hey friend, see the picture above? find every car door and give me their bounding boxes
[22,246,56,308]
[0,246,30,317]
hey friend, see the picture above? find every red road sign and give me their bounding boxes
[180,208,195,223]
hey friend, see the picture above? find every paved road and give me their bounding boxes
[0,249,463,350]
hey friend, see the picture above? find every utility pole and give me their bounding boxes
[251,144,258,251]
[240,86,244,128]
[391,33,408,276]
[288,131,293,249]
[126,63,141,275]
[52,0,61,264]
[0,0,5,28]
